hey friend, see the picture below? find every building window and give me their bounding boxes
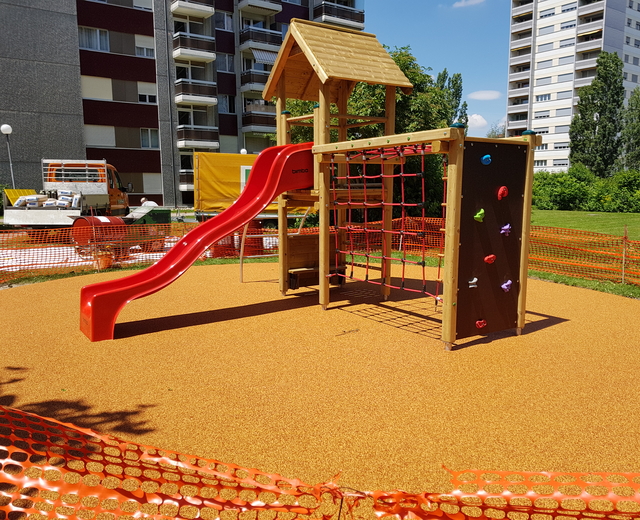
[536,93,551,101]
[135,46,154,58]
[626,54,630,63]
[561,21,576,30]
[537,59,553,69]
[538,42,554,52]
[553,159,569,167]
[627,36,632,45]
[555,142,570,149]
[631,1,635,7]
[140,129,159,148]
[555,125,570,133]
[633,74,639,83]
[556,107,572,117]
[559,38,575,48]
[634,57,640,65]
[628,18,633,27]
[534,160,547,167]
[214,11,233,31]
[534,127,549,134]
[218,95,236,114]
[78,27,109,51]
[540,7,555,18]
[635,39,640,48]
[557,90,572,99]
[561,2,577,12]
[625,72,629,80]
[536,143,548,150]
[537,76,552,85]
[558,73,574,82]
[139,94,157,104]
[535,110,550,119]
[216,53,235,73]
[539,25,554,35]
[559,55,575,65]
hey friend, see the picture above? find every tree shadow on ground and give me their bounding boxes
[0,366,155,435]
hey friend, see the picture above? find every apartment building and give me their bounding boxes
[0,0,364,207]
[507,0,640,172]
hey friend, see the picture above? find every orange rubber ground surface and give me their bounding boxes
[1,263,639,494]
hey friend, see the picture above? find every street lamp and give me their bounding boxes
[1,124,15,189]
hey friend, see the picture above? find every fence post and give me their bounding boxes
[622,224,628,285]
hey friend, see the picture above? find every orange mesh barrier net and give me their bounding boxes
[3,405,640,520]
[1,222,638,288]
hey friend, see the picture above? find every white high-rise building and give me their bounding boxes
[507,0,640,172]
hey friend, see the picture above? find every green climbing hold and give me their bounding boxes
[474,208,485,222]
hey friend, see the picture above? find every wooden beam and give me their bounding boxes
[381,84,396,301]
[313,126,463,155]
[317,154,405,165]
[318,81,332,309]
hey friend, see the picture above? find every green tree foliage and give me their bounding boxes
[620,87,640,170]
[569,51,624,177]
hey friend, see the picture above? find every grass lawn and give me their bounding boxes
[530,209,640,240]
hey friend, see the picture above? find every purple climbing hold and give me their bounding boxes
[501,280,513,292]
[501,223,511,236]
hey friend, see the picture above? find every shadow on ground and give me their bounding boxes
[0,366,155,435]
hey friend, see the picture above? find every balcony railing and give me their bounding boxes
[177,125,219,143]
[173,32,216,54]
[242,112,276,127]
[180,171,194,185]
[577,0,604,17]
[239,27,283,47]
[175,79,218,99]
[171,0,215,17]
[241,70,270,86]
[313,2,365,24]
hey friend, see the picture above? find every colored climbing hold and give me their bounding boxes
[501,223,512,236]
[468,277,478,289]
[484,254,496,264]
[501,280,513,292]
[476,319,487,329]
[474,208,485,222]
[497,185,509,200]
[481,155,492,165]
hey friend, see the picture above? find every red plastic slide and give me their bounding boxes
[80,142,314,341]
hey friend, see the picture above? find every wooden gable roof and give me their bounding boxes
[262,19,413,103]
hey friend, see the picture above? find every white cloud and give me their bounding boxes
[452,0,485,7]
[467,114,488,131]
[468,90,502,101]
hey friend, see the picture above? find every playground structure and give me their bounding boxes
[78,19,540,348]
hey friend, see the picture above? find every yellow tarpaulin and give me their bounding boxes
[194,152,311,215]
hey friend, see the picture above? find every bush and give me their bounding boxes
[532,170,588,210]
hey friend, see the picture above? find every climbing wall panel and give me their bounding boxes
[455,140,528,340]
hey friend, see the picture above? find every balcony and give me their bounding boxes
[512,3,533,17]
[239,27,283,53]
[175,79,218,105]
[173,33,216,62]
[313,1,365,31]
[511,37,532,51]
[509,70,531,83]
[576,36,602,53]
[574,76,595,89]
[510,53,531,67]
[577,0,604,17]
[508,104,529,115]
[238,0,282,15]
[171,0,214,17]
[242,105,276,133]
[179,171,194,191]
[508,119,529,130]
[577,19,604,36]
[240,70,270,93]
[508,86,530,98]
[177,125,220,149]
[575,57,597,71]
[511,19,533,33]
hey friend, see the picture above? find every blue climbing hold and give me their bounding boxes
[481,154,492,165]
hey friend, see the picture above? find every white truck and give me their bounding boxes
[2,159,131,228]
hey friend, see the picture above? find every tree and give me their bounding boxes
[620,87,640,170]
[569,51,624,177]
[486,120,506,139]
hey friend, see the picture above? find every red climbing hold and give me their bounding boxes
[497,186,508,200]
[476,319,487,329]
[484,254,496,264]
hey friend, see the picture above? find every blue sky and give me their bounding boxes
[364,0,510,136]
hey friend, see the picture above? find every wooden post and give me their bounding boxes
[277,75,290,295]
[516,132,540,333]
[382,85,396,299]
[337,83,349,274]
[441,127,465,350]
[318,82,332,309]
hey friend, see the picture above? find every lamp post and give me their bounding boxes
[1,124,15,189]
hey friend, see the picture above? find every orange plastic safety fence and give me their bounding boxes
[3,406,640,520]
[529,226,640,286]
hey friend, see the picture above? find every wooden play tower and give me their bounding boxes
[263,19,541,350]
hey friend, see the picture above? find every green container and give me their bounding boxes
[133,208,171,225]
